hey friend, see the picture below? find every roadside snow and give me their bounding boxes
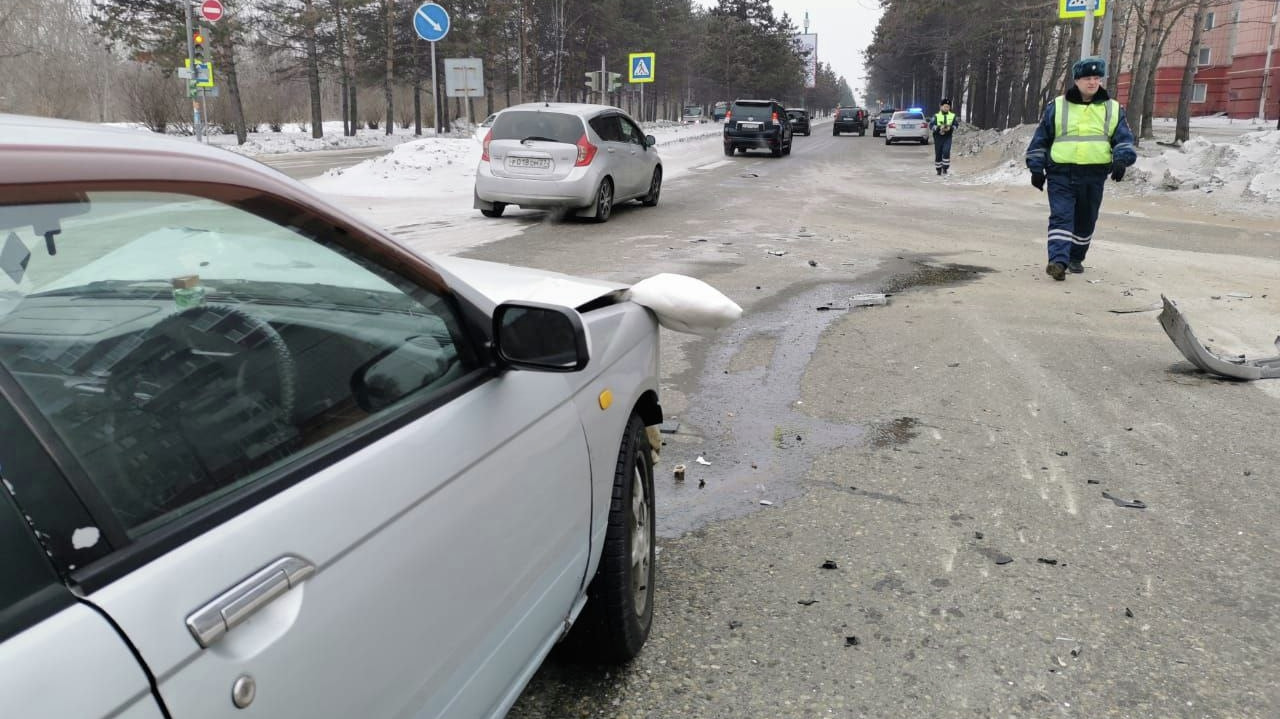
[305,120,725,199]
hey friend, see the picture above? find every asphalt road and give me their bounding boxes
[257,146,392,179]
[444,125,1280,718]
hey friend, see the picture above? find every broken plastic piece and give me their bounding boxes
[850,293,887,307]
[1037,558,1059,566]
[845,636,860,647]
[728,620,742,630]
[695,456,711,466]
[1102,491,1146,509]
[821,560,838,570]
[1124,607,1134,618]
[659,421,681,434]
[1158,295,1280,380]
[797,599,818,606]
[759,500,773,506]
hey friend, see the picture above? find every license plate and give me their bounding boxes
[902,124,916,128]
[509,157,551,169]
[740,122,762,130]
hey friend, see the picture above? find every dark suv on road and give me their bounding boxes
[785,108,811,136]
[832,107,866,136]
[723,99,793,157]
[872,108,897,137]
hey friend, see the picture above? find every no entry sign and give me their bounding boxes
[200,0,224,22]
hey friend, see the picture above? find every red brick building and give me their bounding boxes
[1115,0,1280,119]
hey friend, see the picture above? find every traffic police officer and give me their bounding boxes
[1025,57,1136,280]
[930,98,958,175]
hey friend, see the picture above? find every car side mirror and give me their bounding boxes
[493,302,589,372]
[645,135,656,147]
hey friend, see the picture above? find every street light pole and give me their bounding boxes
[1081,0,1097,58]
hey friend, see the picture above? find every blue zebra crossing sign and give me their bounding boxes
[1059,0,1106,19]
[629,52,655,84]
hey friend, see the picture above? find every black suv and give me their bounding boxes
[872,108,897,137]
[785,108,811,136]
[832,107,866,136]
[723,99,793,157]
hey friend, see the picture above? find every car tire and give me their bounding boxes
[724,145,734,157]
[885,138,891,145]
[833,130,840,136]
[860,130,865,137]
[565,412,656,663]
[641,167,662,207]
[592,178,613,223]
[479,202,506,218]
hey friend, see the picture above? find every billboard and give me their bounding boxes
[796,33,817,89]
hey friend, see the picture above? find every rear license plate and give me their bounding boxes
[509,157,551,169]
[739,122,762,130]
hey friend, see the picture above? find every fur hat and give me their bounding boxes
[1072,57,1106,79]
[939,98,952,106]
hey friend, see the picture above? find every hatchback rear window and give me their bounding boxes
[894,112,925,121]
[839,110,860,119]
[731,102,773,120]
[490,111,584,144]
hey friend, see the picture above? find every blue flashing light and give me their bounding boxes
[907,107,924,113]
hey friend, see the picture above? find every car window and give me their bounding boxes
[490,110,584,144]
[730,102,772,120]
[0,475,73,643]
[617,116,645,146]
[0,190,480,538]
[894,112,925,120]
[588,115,622,142]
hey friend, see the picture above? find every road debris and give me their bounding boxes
[759,500,774,506]
[768,250,788,257]
[1056,450,1069,456]
[797,599,819,606]
[1109,303,1162,314]
[850,293,888,307]
[973,531,984,539]
[1158,295,1280,380]
[696,456,712,466]
[845,636,860,647]
[947,362,961,368]
[808,260,818,267]
[1037,558,1059,566]
[728,620,742,630]
[673,464,686,481]
[1227,292,1252,299]
[1101,491,1147,509]
[1125,608,1135,618]
[659,421,681,434]
[698,478,706,488]
[821,560,839,570]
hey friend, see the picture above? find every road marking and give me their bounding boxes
[695,159,734,171]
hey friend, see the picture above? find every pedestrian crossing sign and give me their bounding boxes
[629,52,655,84]
[1059,0,1105,19]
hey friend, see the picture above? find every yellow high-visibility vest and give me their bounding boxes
[1050,96,1120,165]
[934,111,955,129]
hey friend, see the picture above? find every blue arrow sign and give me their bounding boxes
[413,3,450,42]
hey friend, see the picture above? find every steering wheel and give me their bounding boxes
[98,304,298,527]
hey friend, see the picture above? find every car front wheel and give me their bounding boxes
[565,412,655,663]
[641,167,662,207]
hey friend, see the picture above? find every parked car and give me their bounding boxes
[722,98,793,157]
[0,112,662,719]
[872,107,897,137]
[474,103,662,222]
[681,105,707,124]
[711,101,729,122]
[785,108,811,136]
[832,107,866,136]
[885,109,930,145]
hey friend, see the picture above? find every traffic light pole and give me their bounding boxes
[182,0,204,141]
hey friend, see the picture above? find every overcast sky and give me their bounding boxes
[693,0,884,102]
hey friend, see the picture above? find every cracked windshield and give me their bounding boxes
[2,0,1279,717]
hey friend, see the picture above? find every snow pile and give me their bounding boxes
[1129,130,1280,201]
[306,137,479,197]
[211,125,436,156]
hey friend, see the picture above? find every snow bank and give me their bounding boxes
[304,120,724,198]
[1130,130,1280,201]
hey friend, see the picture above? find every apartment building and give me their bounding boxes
[1114,0,1279,119]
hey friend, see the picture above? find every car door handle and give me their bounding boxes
[186,555,315,648]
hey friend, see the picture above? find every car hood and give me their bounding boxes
[428,255,626,311]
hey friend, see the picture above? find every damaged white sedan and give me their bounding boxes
[0,114,662,719]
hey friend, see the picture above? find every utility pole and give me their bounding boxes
[600,55,606,104]
[942,49,949,99]
[1100,0,1116,69]
[181,0,204,142]
[1081,0,1097,58]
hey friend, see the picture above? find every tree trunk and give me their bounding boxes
[216,29,248,145]
[303,0,323,138]
[346,0,359,133]
[1126,6,1161,143]
[1144,5,1187,138]
[383,0,394,135]
[1175,0,1212,142]
[333,0,351,136]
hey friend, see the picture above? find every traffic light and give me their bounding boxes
[193,26,210,63]
[584,71,600,92]
[606,72,622,92]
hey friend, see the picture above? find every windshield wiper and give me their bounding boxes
[520,136,558,144]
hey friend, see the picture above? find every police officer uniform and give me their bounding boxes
[1025,57,1136,280]
[930,99,958,175]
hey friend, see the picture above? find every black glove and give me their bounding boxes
[1110,163,1126,182]
[1030,172,1045,191]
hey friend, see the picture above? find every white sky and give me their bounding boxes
[694,0,883,102]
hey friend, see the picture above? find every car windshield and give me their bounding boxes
[684,107,702,116]
[489,111,584,144]
[730,102,773,120]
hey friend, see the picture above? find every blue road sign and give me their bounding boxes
[413,3,450,42]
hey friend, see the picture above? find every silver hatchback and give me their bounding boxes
[474,103,663,222]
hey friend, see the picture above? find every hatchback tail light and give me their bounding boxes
[771,111,779,123]
[575,133,598,166]
[725,110,732,122]
[481,130,492,161]
[888,123,896,129]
